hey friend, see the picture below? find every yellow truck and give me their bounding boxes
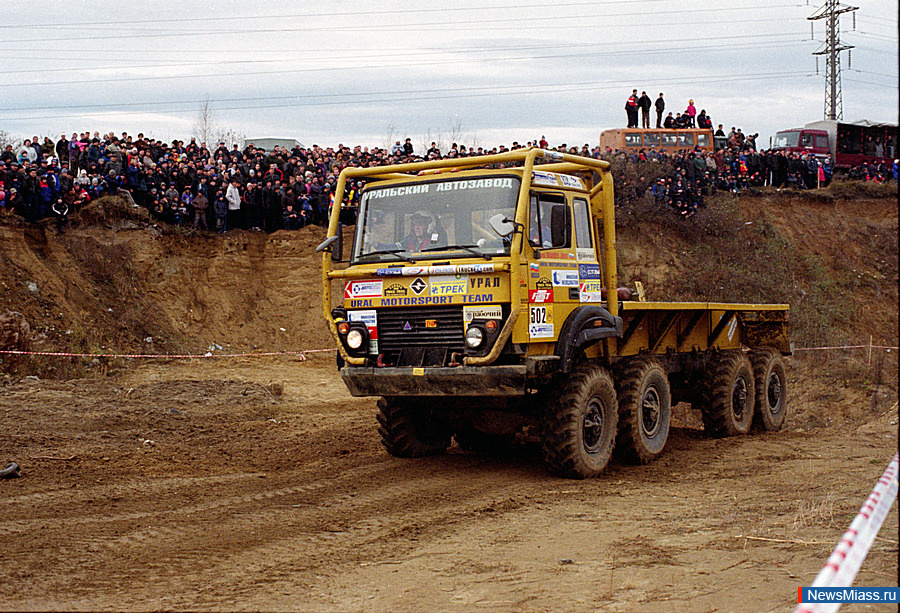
[318,149,790,478]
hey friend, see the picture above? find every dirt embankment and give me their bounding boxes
[0,192,897,611]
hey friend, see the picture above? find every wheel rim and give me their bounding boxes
[583,396,606,453]
[641,386,661,438]
[732,375,748,420]
[767,372,783,415]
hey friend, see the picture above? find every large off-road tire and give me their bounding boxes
[699,351,755,438]
[376,396,451,458]
[750,348,787,432]
[541,364,618,479]
[614,358,672,464]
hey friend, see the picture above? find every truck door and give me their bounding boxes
[526,192,576,342]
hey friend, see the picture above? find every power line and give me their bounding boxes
[0,0,663,29]
[4,31,805,62]
[0,14,806,45]
[1,70,814,122]
[0,35,808,78]
[0,37,811,88]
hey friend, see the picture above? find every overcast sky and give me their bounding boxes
[2,0,896,151]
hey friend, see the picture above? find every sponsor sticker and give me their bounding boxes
[578,263,601,280]
[463,305,503,329]
[431,275,468,296]
[375,268,404,276]
[456,263,497,274]
[428,265,457,276]
[558,174,584,189]
[529,288,554,303]
[384,283,408,297]
[727,316,738,341]
[348,309,378,352]
[345,280,383,299]
[551,269,579,287]
[535,276,552,290]
[580,281,604,303]
[409,277,427,295]
[401,266,428,276]
[532,171,559,186]
[529,306,554,338]
[576,248,596,262]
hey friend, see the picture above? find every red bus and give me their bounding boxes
[771,120,897,170]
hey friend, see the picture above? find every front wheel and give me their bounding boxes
[376,397,451,458]
[541,365,618,479]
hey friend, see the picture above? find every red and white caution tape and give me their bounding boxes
[795,453,899,613]
[0,348,337,361]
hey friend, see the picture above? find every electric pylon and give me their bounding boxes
[808,0,858,120]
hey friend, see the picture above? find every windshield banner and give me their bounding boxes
[374,263,498,277]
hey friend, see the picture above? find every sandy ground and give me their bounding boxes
[1,354,896,612]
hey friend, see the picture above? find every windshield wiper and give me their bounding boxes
[357,248,416,263]
[421,244,493,260]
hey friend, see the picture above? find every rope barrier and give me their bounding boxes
[795,453,899,613]
[0,348,337,360]
[0,342,896,361]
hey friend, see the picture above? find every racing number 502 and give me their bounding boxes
[530,306,547,325]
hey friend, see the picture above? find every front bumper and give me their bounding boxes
[341,365,528,397]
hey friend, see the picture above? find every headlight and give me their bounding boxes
[346,329,364,350]
[465,326,484,349]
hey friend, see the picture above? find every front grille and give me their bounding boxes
[376,305,465,354]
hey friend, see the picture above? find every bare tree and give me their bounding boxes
[382,121,397,152]
[0,130,17,149]
[193,95,218,146]
[213,127,246,149]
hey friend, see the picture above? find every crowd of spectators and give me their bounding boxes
[0,126,896,233]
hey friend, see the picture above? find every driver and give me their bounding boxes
[405,213,432,251]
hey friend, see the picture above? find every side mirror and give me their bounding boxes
[332,222,343,262]
[489,213,515,237]
[314,224,344,262]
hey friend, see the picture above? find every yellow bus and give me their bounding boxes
[598,128,725,154]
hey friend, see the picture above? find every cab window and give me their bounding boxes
[697,133,710,147]
[573,198,592,251]
[644,132,660,146]
[528,193,570,249]
[624,133,642,147]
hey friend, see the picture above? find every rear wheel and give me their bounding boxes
[542,364,618,479]
[699,351,755,438]
[614,358,672,464]
[376,396,451,457]
[751,349,787,431]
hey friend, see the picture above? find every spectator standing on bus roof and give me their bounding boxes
[625,90,639,128]
[638,91,652,129]
[715,124,725,137]
[685,100,697,127]
[655,93,665,128]
[696,110,711,130]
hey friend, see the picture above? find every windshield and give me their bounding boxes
[352,175,521,263]
[773,131,799,148]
